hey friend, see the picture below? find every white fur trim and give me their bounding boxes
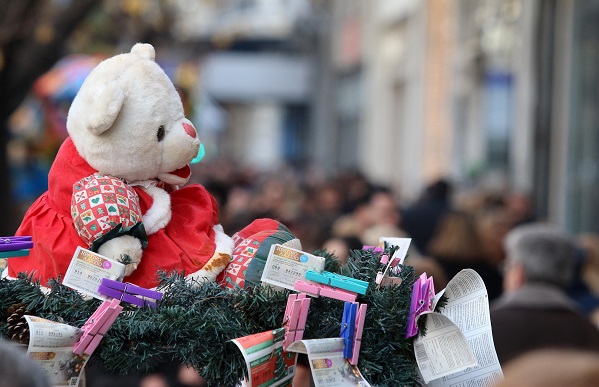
[141,185,172,235]
[185,224,234,285]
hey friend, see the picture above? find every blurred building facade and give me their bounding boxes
[166,0,599,235]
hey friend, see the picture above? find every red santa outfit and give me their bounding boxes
[8,137,225,289]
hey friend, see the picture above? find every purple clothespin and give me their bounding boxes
[73,298,123,356]
[406,273,435,338]
[0,236,33,252]
[98,278,162,308]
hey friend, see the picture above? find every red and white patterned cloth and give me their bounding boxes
[71,174,142,246]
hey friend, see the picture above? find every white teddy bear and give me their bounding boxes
[8,43,234,288]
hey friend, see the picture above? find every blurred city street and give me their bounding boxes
[2,1,599,386]
[2,0,597,239]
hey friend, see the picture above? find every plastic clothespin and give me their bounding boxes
[350,304,367,365]
[340,302,357,359]
[305,270,369,295]
[73,298,123,356]
[376,248,404,285]
[0,236,33,254]
[294,280,357,303]
[98,278,163,308]
[362,245,384,254]
[406,273,435,338]
[282,293,311,350]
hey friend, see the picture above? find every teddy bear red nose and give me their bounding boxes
[183,123,197,138]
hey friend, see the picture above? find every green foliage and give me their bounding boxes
[0,248,421,386]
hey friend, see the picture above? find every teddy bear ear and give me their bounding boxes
[85,81,125,135]
[130,43,155,61]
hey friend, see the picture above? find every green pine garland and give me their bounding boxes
[0,247,424,387]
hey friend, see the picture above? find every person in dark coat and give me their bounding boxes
[427,210,503,300]
[401,178,452,254]
[491,223,599,365]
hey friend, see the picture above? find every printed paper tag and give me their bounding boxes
[25,315,89,387]
[232,328,296,387]
[286,338,372,387]
[63,247,125,300]
[261,245,325,291]
[379,237,411,264]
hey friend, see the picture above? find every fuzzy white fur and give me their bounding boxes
[98,235,143,276]
[65,43,232,279]
[67,43,200,186]
[138,185,172,235]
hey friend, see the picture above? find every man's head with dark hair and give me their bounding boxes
[425,179,452,201]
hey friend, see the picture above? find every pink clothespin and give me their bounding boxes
[376,249,404,285]
[406,273,435,338]
[362,245,384,254]
[282,293,310,350]
[73,299,123,355]
[294,280,357,303]
[350,304,367,365]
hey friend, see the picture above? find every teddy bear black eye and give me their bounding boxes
[157,125,165,141]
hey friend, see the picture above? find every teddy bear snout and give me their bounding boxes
[183,122,197,138]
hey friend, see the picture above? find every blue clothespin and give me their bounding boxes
[340,302,357,358]
[98,278,163,308]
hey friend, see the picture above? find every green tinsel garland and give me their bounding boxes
[0,247,424,387]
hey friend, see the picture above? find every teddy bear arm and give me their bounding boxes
[140,185,172,235]
[97,235,143,276]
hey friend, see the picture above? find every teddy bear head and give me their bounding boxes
[66,43,199,186]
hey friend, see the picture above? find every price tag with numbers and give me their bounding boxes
[261,244,325,292]
[63,247,125,300]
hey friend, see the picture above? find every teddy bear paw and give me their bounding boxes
[97,235,143,276]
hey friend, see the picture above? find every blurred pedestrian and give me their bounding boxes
[491,223,599,365]
[401,178,452,254]
[0,340,49,387]
[321,235,364,265]
[496,349,599,387]
[427,210,503,300]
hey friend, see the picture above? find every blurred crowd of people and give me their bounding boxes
[194,160,599,385]
[6,161,599,386]
[192,160,540,301]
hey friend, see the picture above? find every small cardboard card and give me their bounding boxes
[261,245,326,291]
[63,247,125,300]
[379,237,411,264]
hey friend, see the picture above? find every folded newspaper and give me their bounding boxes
[414,269,504,386]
